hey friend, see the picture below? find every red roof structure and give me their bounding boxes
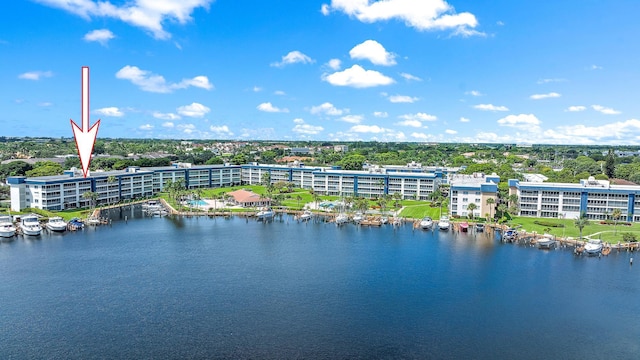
[227,189,270,207]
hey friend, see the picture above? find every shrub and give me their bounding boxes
[622,232,638,242]
[533,220,565,228]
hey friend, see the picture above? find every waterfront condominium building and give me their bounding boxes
[241,163,442,200]
[449,173,500,218]
[9,162,448,211]
[509,177,640,222]
[8,163,242,212]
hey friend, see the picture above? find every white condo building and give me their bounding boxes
[449,173,500,218]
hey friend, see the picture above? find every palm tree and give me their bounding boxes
[313,193,321,210]
[295,194,303,210]
[574,215,590,246]
[107,175,117,204]
[497,204,508,220]
[486,197,496,222]
[377,197,388,217]
[612,208,622,235]
[82,191,98,210]
[392,192,402,209]
[466,202,477,220]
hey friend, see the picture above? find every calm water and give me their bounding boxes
[1,209,639,359]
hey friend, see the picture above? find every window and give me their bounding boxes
[463,198,468,203]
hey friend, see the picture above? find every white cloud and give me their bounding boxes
[162,122,175,128]
[411,132,432,140]
[373,111,388,118]
[177,102,210,118]
[18,70,53,80]
[83,29,115,45]
[321,3,330,15]
[530,92,561,100]
[340,115,364,124]
[323,64,395,88]
[326,58,342,70]
[590,64,603,70]
[399,112,437,121]
[252,86,262,92]
[177,123,196,134]
[445,129,457,135]
[537,78,566,84]
[274,90,286,95]
[349,39,396,66]
[460,117,470,122]
[271,50,314,67]
[210,125,233,136]
[400,72,422,81]
[257,102,289,113]
[94,106,124,117]
[466,90,483,96]
[592,105,621,115]
[38,102,53,107]
[116,65,213,93]
[323,0,481,36]
[153,112,181,120]
[396,119,423,128]
[139,124,153,131]
[545,119,640,143]
[291,118,323,135]
[566,106,586,112]
[388,95,419,103]
[497,114,541,127]
[34,0,213,40]
[310,102,346,116]
[474,103,509,111]
[350,124,387,133]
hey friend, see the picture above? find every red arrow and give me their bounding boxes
[70,66,100,178]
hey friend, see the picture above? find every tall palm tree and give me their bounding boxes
[107,175,117,204]
[486,197,495,222]
[611,208,622,235]
[392,192,402,209]
[497,204,508,220]
[574,215,590,246]
[295,194,303,210]
[466,202,477,220]
[82,191,98,210]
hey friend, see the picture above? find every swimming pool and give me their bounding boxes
[188,200,208,206]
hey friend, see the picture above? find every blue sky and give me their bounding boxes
[2,0,640,144]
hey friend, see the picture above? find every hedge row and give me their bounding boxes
[533,220,565,228]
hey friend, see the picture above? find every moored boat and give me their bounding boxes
[352,212,364,224]
[298,210,313,221]
[537,234,556,249]
[584,239,603,255]
[69,218,85,229]
[459,221,469,232]
[335,213,349,225]
[46,216,68,232]
[0,215,16,238]
[438,216,450,231]
[502,228,517,242]
[256,207,275,220]
[20,215,42,236]
[475,223,485,232]
[419,216,433,230]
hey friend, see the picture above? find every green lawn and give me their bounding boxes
[399,204,448,219]
[504,216,640,244]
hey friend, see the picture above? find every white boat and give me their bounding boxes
[0,215,16,238]
[298,210,313,221]
[256,208,275,220]
[380,216,389,225]
[46,216,68,232]
[86,217,102,226]
[537,234,556,249]
[584,239,603,255]
[419,216,433,229]
[352,212,364,224]
[438,216,450,231]
[335,213,349,225]
[20,215,42,236]
[142,200,161,210]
